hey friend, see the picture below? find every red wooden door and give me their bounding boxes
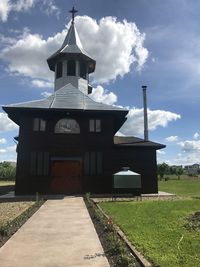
[51,160,82,194]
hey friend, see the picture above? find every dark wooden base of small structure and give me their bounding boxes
[112,188,142,201]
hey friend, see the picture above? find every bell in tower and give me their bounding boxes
[47,7,96,94]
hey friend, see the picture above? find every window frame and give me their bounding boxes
[89,119,101,133]
[33,118,46,132]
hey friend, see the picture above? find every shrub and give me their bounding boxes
[0,162,16,181]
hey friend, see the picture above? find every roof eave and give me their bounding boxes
[3,105,128,113]
[114,143,166,149]
[47,51,96,72]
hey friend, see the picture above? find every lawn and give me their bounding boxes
[0,180,15,186]
[0,180,15,196]
[158,179,200,197]
[100,199,200,267]
[100,179,200,267]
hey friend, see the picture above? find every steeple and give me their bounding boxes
[47,7,96,93]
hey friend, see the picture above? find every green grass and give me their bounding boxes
[0,180,15,186]
[100,200,200,267]
[0,180,15,195]
[160,174,199,180]
[159,179,200,197]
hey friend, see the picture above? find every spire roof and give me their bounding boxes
[61,22,83,49]
[47,10,96,73]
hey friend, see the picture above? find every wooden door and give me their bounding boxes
[51,160,82,194]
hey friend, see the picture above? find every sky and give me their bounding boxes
[0,0,200,166]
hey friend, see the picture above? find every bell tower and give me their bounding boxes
[47,7,96,94]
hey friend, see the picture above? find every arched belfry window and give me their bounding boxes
[56,62,63,78]
[55,118,80,134]
[80,62,87,79]
[67,60,76,76]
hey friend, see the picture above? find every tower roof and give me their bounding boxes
[47,18,96,73]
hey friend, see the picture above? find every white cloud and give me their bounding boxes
[171,152,200,166]
[0,0,11,22]
[12,0,35,12]
[89,86,181,137]
[0,138,7,144]
[41,0,60,18]
[0,145,16,162]
[31,79,53,88]
[157,150,166,155]
[0,0,60,22]
[76,16,148,83]
[41,91,52,97]
[0,32,56,80]
[6,145,16,152]
[89,85,117,105]
[178,140,200,152]
[168,136,200,165]
[0,34,17,49]
[165,135,178,142]
[119,108,181,136]
[0,113,18,132]
[0,16,148,86]
[193,132,199,139]
[0,0,36,22]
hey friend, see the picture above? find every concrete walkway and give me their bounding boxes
[0,197,110,267]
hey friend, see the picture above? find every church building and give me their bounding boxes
[3,8,165,195]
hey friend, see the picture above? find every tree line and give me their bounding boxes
[0,162,16,181]
[157,163,183,180]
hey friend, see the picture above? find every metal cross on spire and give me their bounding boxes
[69,6,78,23]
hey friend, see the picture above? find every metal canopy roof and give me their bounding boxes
[114,136,166,149]
[3,83,128,112]
[114,169,140,176]
[47,22,96,73]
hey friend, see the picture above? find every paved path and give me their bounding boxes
[0,197,110,267]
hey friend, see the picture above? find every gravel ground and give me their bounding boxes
[0,202,34,226]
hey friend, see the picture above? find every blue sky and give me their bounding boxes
[0,0,200,165]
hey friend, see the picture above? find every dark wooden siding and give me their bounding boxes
[111,147,158,193]
[15,113,158,195]
[15,113,114,194]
